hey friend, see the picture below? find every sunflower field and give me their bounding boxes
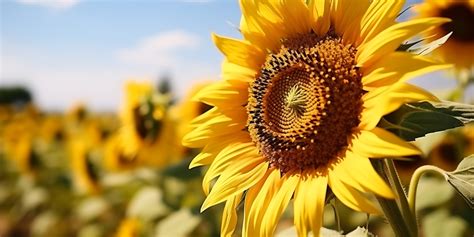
[1,0,474,237]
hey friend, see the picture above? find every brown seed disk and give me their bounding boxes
[439,3,474,43]
[247,32,364,173]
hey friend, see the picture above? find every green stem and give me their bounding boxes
[384,159,418,237]
[407,165,447,217]
[330,199,341,232]
[372,160,415,237]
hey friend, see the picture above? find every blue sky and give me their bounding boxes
[0,0,463,111]
[1,0,242,110]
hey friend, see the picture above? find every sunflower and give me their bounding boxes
[119,80,182,168]
[2,116,38,177]
[103,134,140,171]
[115,218,140,237]
[69,139,100,194]
[183,1,450,236]
[38,115,64,144]
[414,0,474,71]
[174,81,214,146]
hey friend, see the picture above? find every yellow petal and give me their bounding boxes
[308,0,331,36]
[193,80,248,108]
[357,17,450,67]
[221,193,242,237]
[360,82,439,130]
[293,173,328,237]
[222,60,256,83]
[338,152,394,198]
[328,171,380,214]
[202,142,259,194]
[239,0,284,51]
[351,128,421,158]
[245,168,280,237]
[278,0,311,36]
[189,133,250,169]
[358,0,404,45]
[201,155,267,211]
[243,170,272,237]
[212,33,265,69]
[183,114,244,148]
[362,52,451,88]
[261,173,299,237]
[332,0,370,44]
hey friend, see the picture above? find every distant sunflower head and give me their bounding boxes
[414,0,474,70]
[69,139,100,195]
[104,135,140,171]
[175,81,214,143]
[115,218,140,237]
[2,117,39,177]
[120,81,165,154]
[183,0,450,236]
[120,80,181,167]
[39,115,64,144]
[67,102,88,124]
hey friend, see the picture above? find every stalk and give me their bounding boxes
[407,165,447,216]
[372,159,416,237]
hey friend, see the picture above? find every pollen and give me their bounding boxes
[247,32,364,173]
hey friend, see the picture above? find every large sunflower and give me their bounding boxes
[183,0,450,236]
[414,0,474,71]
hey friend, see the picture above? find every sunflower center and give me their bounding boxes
[247,32,364,173]
[439,3,474,42]
[132,100,162,143]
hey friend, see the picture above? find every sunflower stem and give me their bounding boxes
[372,159,415,237]
[330,199,341,232]
[407,165,447,218]
[384,159,418,237]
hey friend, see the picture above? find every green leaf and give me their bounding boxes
[446,155,474,209]
[381,101,474,141]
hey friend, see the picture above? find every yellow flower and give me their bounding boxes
[414,0,474,71]
[115,218,140,237]
[69,139,100,195]
[183,1,450,236]
[103,134,140,171]
[38,115,64,144]
[119,80,182,168]
[2,116,38,177]
[174,81,214,144]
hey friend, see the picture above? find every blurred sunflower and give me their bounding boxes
[414,0,474,70]
[119,81,182,168]
[69,139,100,195]
[183,1,450,236]
[174,81,214,145]
[2,116,38,177]
[38,115,64,144]
[104,135,139,171]
[115,218,140,237]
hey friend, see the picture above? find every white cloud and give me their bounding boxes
[16,0,79,10]
[116,30,200,68]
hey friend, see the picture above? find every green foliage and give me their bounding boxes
[0,86,33,105]
[446,155,474,209]
[380,101,474,141]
